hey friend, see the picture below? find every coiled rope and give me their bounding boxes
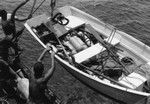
[15,0,46,22]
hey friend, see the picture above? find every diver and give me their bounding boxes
[0,36,25,78]
[0,59,28,104]
[29,44,58,104]
[0,0,30,78]
[0,0,30,54]
[0,0,29,38]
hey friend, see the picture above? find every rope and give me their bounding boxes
[15,0,46,22]
[14,0,46,44]
[15,0,36,22]
[32,0,46,15]
[50,0,57,17]
[30,0,37,14]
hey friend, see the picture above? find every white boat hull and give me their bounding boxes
[56,55,148,104]
[25,6,150,104]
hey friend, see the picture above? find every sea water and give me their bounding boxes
[1,0,150,104]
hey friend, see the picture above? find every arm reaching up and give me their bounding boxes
[37,43,52,62]
[37,48,48,62]
[37,44,56,83]
[41,51,55,82]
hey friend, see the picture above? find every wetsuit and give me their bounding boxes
[0,0,30,76]
[0,60,16,102]
[0,0,29,57]
[0,37,18,62]
[0,59,27,104]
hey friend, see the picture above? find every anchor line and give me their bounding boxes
[15,0,46,22]
[50,0,57,18]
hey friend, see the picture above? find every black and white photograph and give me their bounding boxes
[1,0,150,104]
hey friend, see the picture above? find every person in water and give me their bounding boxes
[0,0,29,37]
[29,44,56,104]
[0,0,30,78]
[0,0,30,56]
[0,36,25,78]
[0,59,28,104]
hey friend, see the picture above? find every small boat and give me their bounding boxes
[25,6,150,104]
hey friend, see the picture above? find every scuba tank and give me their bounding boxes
[78,31,93,47]
[63,40,77,55]
[69,36,87,52]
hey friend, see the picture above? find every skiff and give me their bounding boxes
[25,6,150,104]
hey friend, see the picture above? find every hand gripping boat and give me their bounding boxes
[25,6,150,104]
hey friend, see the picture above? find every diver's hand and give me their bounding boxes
[46,43,52,51]
[46,43,57,53]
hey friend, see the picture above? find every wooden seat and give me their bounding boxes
[119,72,147,91]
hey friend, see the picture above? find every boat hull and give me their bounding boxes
[55,56,148,104]
[24,6,150,104]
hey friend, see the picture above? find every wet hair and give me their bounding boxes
[33,62,44,78]
[0,10,7,20]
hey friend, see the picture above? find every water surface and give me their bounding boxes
[1,0,150,104]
